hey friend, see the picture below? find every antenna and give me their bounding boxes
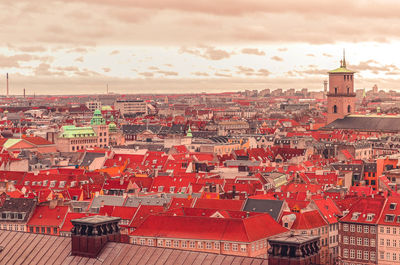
[342,48,346,68]
[6,73,8,97]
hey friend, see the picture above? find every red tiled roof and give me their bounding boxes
[132,213,287,242]
[27,205,69,227]
[193,198,245,211]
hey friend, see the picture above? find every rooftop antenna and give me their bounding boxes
[342,48,346,68]
[6,73,9,97]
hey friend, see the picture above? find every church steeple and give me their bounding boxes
[342,49,346,68]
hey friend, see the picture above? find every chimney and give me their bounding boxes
[71,216,121,258]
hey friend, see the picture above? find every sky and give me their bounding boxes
[2,0,400,95]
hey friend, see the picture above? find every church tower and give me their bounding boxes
[326,50,356,124]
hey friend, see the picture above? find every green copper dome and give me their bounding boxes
[109,122,117,132]
[91,109,106,125]
[186,126,192,138]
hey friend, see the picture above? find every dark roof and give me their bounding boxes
[80,152,105,167]
[0,198,36,223]
[321,115,400,132]
[0,230,268,265]
[242,199,284,221]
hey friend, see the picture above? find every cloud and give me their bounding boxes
[351,60,400,74]
[139,72,154,77]
[110,50,119,55]
[75,56,84,62]
[271,56,283,62]
[0,54,52,68]
[278,48,288,52]
[306,53,315,57]
[323,53,333,57]
[215,72,232,77]
[241,48,265,56]
[103,67,110,72]
[156,70,178,76]
[180,46,232,60]
[192,71,209,76]
[236,66,255,76]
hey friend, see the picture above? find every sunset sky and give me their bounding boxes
[2,0,400,95]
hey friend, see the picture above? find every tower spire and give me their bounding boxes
[342,48,346,68]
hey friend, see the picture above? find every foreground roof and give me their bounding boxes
[0,230,267,265]
[321,115,400,132]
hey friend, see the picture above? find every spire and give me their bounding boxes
[342,48,346,68]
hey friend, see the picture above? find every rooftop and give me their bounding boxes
[0,230,267,265]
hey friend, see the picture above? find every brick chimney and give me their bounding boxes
[268,233,320,265]
[71,216,121,258]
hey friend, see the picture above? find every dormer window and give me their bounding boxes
[158,186,164,192]
[351,212,361,220]
[390,203,397,210]
[366,214,375,221]
[385,214,395,222]
[169,186,175,193]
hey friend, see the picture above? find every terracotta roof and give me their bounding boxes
[193,198,244,211]
[132,213,287,242]
[0,230,266,264]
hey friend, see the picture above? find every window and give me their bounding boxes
[343,236,348,244]
[364,226,369,233]
[357,237,362,245]
[394,228,397,234]
[53,227,57,234]
[173,241,179,248]
[387,253,391,260]
[189,241,195,248]
[214,242,220,250]
[224,243,230,251]
[181,241,187,248]
[29,227,33,233]
[165,240,171,247]
[198,242,203,249]
[371,251,376,261]
[206,242,212,249]
[343,224,349,231]
[350,249,355,259]
[347,105,351,113]
[357,250,362,259]
[158,240,163,247]
[380,251,384,260]
[47,227,51,234]
[394,240,397,247]
[333,105,337,114]
[387,227,391,233]
[371,239,375,247]
[350,237,355,245]
[387,239,390,247]
[364,251,369,260]
[380,239,384,246]
[232,244,238,251]
[350,224,355,232]
[343,249,349,258]
[148,239,154,246]
[140,239,146,245]
[357,225,362,233]
[371,226,376,234]
[240,245,246,252]
[394,253,397,261]
[380,226,384,233]
[41,227,45,234]
[364,238,369,246]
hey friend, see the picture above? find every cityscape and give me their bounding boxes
[2,1,400,265]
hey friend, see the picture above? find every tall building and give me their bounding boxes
[326,52,356,124]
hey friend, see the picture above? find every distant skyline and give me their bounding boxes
[2,0,400,94]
